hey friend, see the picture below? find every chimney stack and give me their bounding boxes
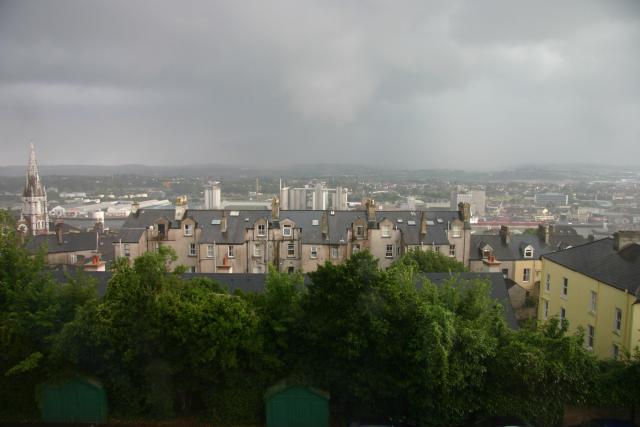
[420,212,428,237]
[499,225,511,245]
[321,210,329,239]
[458,202,471,222]
[221,211,228,234]
[366,199,376,225]
[271,197,280,220]
[538,224,551,245]
[131,201,140,216]
[55,222,64,245]
[175,196,188,221]
[613,230,640,251]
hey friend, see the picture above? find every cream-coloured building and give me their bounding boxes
[113,199,472,273]
[537,231,640,359]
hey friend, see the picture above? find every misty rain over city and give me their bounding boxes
[1,2,639,427]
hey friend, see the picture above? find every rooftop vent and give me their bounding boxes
[427,220,435,225]
[244,217,250,222]
[312,219,319,226]
[330,210,335,216]
[436,218,444,224]
[397,219,404,223]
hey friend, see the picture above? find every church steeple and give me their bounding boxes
[20,143,49,235]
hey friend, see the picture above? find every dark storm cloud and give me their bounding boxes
[0,0,638,168]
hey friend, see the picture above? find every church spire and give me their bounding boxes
[24,143,45,198]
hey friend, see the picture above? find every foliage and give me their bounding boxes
[1,215,638,426]
[392,247,467,273]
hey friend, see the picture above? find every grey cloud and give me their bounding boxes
[0,0,638,169]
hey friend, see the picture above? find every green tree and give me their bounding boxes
[393,247,467,273]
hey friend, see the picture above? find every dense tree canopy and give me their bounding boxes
[0,210,637,426]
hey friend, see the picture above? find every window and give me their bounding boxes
[612,344,620,360]
[451,227,461,238]
[189,243,196,256]
[482,249,491,259]
[614,308,622,333]
[524,247,533,258]
[523,268,531,282]
[189,266,196,273]
[545,273,551,291]
[434,246,440,253]
[396,245,401,256]
[287,242,295,257]
[356,225,364,238]
[227,245,234,258]
[254,243,263,257]
[69,253,77,263]
[287,266,295,273]
[331,247,339,259]
[590,291,597,313]
[562,277,568,297]
[207,244,214,258]
[587,325,595,349]
[382,225,390,237]
[124,243,130,257]
[310,246,318,258]
[352,243,360,254]
[184,223,193,236]
[257,224,266,236]
[449,245,456,257]
[385,244,393,258]
[502,268,509,278]
[560,307,566,324]
[282,225,292,237]
[543,300,549,319]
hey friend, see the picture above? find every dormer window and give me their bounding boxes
[282,225,292,237]
[356,225,365,238]
[257,223,266,236]
[451,227,461,238]
[184,224,193,236]
[524,247,533,258]
[382,224,391,238]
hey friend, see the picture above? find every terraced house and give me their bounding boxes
[537,231,640,359]
[113,198,472,273]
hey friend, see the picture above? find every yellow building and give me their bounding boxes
[538,232,640,359]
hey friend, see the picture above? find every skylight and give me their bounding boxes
[397,219,403,223]
[312,219,319,226]
[427,220,435,225]
[436,218,444,223]
[407,220,416,225]
[211,219,221,225]
[229,211,240,216]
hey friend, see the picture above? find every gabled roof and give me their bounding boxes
[470,234,556,261]
[542,238,640,293]
[26,231,100,254]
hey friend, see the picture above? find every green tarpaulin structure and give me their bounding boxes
[265,383,329,427]
[38,377,108,423]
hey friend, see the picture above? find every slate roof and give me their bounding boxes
[542,238,640,293]
[420,272,519,329]
[548,225,587,249]
[49,270,517,328]
[470,234,557,261]
[26,231,100,254]
[111,228,147,243]
[122,208,463,246]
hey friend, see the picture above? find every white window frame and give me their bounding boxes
[331,246,339,259]
[545,273,551,291]
[287,242,295,257]
[449,245,456,257]
[562,277,568,298]
[356,225,365,238]
[282,225,292,237]
[543,300,549,319]
[590,291,597,313]
[310,246,318,259]
[254,243,263,257]
[560,307,566,323]
[385,244,393,258]
[524,247,533,258]
[69,253,77,263]
[124,243,130,257]
[434,246,440,253]
[227,245,235,258]
[451,228,461,238]
[523,268,531,282]
[189,266,196,273]
[207,244,214,258]
[382,225,391,238]
[184,223,193,236]
[614,308,622,333]
[189,243,196,257]
[587,325,595,350]
[352,243,360,254]
[257,224,266,237]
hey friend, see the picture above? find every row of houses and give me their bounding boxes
[112,198,472,273]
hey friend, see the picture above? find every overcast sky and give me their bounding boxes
[1,1,639,169]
